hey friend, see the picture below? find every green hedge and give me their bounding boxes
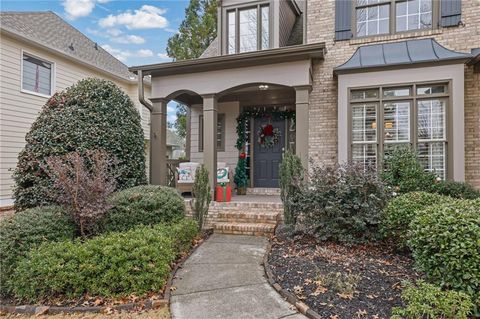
[0,206,76,296]
[104,185,186,233]
[10,219,198,302]
[408,199,480,305]
[13,78,147,210]
[380,192,453,250]
[432,180,480,200]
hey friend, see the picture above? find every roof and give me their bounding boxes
[0,11,135,82]
[335,38,472,74]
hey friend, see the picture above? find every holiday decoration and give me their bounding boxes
[257,124,281,149]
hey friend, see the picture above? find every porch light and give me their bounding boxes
[259,84,269,91]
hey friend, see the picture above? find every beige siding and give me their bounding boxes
[189,102,239,170]
[0,33,151,205]
[279,0,297,47]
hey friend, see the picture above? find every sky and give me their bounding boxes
[1,0,189,123]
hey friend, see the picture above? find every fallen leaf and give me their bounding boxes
[355,309,367,317]
[311,286,328,296]
[170,286,177,291]
[337,292,353,300]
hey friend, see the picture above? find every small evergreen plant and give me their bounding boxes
[191,165,211,229]
[279,151,304,225]
[234,156,248,189]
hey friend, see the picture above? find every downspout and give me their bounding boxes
[137,70,154,183]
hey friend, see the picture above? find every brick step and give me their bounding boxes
[216,211,279,224]
[210,202,284,210]
[246,188,281,196]
[213,222,276,236]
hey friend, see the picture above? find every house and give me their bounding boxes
[131,0,479,192]
[0,11,152,207]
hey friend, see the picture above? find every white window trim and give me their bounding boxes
[20,50,56,98]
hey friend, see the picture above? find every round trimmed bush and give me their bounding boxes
[408,199,480,303]
[13,78,147,210]
[10,219,198,302]
[0,206,76,296]
[104,185,186,233]
[380,192,453,250]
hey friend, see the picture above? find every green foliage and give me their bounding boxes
[291,162,389,243]
[279,151,304,225]
[191,165,211,229]
[381,146,437,194]
[380,192,453,250]
[234,156,248,188]
[0,206,76,296]
[432,180,480,199]
[10,219,198,302]
[13,78,147,210]
[408,199,480,305]
[174,104,187,139]
[166,0,217,60]
[104,185,186,233]
[391,281,473,319]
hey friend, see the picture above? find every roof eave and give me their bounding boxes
[129,43,325,77]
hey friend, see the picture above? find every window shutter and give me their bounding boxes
[335,0,353,41]
[441,0,461,27]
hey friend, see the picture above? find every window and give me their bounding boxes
[22,53,53,96]
[350,83,449,179]
[226,4,270,54]
[199,114,226,152]
[354,0,435,37]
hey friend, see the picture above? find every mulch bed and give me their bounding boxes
[268,234,422,319]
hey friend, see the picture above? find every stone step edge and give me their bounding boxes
[213,222,276,232]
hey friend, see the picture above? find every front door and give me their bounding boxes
[253,117,285,188]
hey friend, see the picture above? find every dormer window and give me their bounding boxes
[227,4,270,54]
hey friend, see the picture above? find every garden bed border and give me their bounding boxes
[263,240,323,319]
[0,232,209,316]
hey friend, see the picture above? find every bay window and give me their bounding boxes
[354,0,435,37]
[350,83,449,179]
[226,4,270,54]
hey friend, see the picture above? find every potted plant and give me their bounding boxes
[234,152,248,195]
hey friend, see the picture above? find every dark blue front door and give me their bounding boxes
[253,117,285,188]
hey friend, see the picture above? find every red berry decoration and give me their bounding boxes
[239,152,246,159]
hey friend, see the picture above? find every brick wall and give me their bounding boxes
[306,0,480,187]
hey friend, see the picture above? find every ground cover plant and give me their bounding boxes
[10,219,198,303]
[13,78,146,210]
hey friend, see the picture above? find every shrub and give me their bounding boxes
[10,219,198,302]
[190,165,211,229]
[381,146,437,194]
[13,78,146,210]
[45,150,117,237]
[391,281,473,319]
[0,206,76,296]
[279,151,304,225]
[432,180,480,200]
[408,199,480,304]
[104,185,186,233]
[380,192,453,250]
[291,162,389,243]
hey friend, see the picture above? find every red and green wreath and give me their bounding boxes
[257,124,281,149]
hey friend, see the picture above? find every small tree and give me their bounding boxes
[279,151,304,225]
[44,150,117,237]
[234,155,248,192]
[190,165,211,229]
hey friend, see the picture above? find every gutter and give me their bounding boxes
[137,70,152,112]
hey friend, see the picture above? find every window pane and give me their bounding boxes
[418,142,446,179]
[351,89,379,100]
[383,87,411,97]
[417,84,447,95]
[357,4,390,36]
[239,8,257,53]
[384,101,411,142]
[261,6,269,50]
[22,54,52,95]
[227,11,236,54]
[396,0,432,32]
[352,103,377,142]
[352,144,377,169]
[418,99,446,141]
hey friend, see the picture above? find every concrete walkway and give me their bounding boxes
[170,234,306,319]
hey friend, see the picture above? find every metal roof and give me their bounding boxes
[335,38,472,74]
[0,11,135,81]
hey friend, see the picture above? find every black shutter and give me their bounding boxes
[335,0,353,41]
[441,0,461,27]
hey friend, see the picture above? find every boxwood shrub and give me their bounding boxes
[408,199,480,305]
[0,206,76,296]
[13,78,147,210]
[380,192,453,250]
[104,185,186,233]
[10,219,198,302]
[432,180,480,200]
